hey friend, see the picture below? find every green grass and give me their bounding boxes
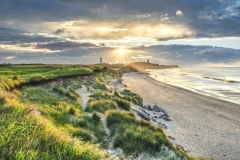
[120,89,143,106]
[0,97,6,105]
[106,110,190,159]
[86,99,118,113]
[0,64,197,159]
[113,97,131,111]
[22,85,107,143]
[0,77,108,160]
[0,103,106,160]
[86,90,134,113]
[0,64,103,91]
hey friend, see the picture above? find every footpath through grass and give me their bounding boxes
[0,65,107,159]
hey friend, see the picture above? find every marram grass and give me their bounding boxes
[0,64,203,160]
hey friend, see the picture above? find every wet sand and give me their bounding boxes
[122,72,240,160]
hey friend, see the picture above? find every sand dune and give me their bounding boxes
[122,72,240,160]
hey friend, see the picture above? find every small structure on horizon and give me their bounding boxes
[100,57,102,64]
[147,59,149,63]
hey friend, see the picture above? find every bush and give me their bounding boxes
[0,97,6,105]
[92,112,101,122]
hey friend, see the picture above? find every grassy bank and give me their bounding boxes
[0,64,103,91]
[0,64,197,159]
[0,65,108,159]
[85,72,194,159]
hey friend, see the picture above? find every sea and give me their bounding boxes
[147,67,240,105]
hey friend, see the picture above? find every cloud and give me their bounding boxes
[2,56,15,60]
[0,27,61,44]
[35,41,97,51]
[55,28,65,35]
[1,0,240,40]
[131,45,240,66]
[176,10,183,16]
[0,0,240,65]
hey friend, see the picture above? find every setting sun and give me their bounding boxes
[115,47,130,55]
[115,48,127,55]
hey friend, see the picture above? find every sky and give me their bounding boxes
[0,0,240,66]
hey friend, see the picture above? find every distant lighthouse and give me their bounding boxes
[100,57,102,64]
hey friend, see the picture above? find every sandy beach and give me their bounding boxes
[122,72,240,160]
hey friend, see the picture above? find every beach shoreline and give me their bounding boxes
[122,72,240,160]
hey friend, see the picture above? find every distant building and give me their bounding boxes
[147,60,149,63]
[100,57,102,64]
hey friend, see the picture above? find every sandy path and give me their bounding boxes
[122,72,240,160]
[77,85,89,110]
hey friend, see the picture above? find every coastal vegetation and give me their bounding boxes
[0,64,99,91]
[0,64,198,159]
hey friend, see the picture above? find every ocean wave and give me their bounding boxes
[203,77,240,83]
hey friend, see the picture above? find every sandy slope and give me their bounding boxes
[122,72,240,160]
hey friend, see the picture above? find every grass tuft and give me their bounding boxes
[121,89,143,106]
[86,99,117,113]
[106,110,180,157]
[69,107,76,115]
[0,97,6,105]
[92,112,101,122]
